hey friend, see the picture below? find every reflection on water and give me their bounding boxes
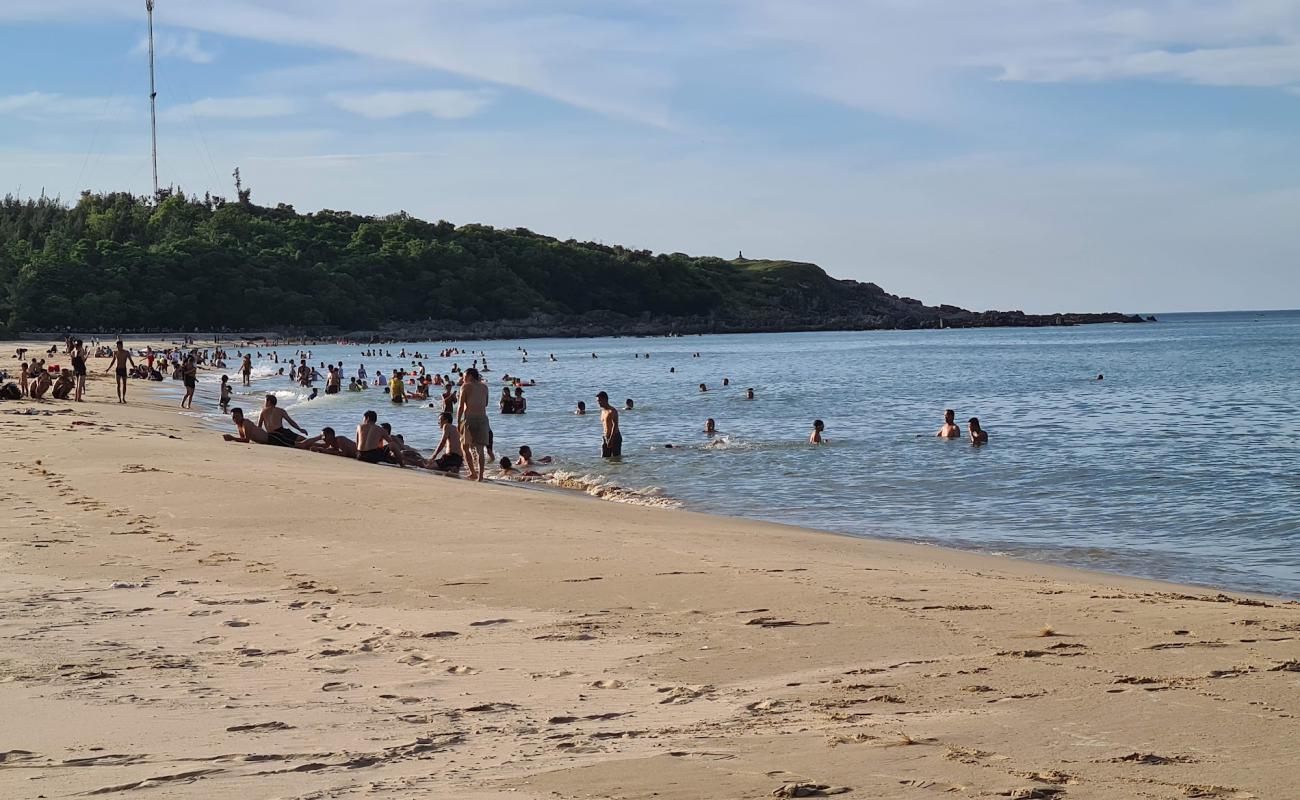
[173,310,1300,597]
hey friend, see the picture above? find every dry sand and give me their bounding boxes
[1,348,1298,799]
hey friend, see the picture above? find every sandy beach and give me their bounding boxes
[2,348,1298,800]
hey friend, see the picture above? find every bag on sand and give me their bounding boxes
[0,382,20,400]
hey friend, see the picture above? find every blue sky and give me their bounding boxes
[2,1,1299,313]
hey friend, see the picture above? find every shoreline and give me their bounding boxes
[2,349,1298,798]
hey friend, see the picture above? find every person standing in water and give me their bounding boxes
[968,417,989,445]
[936,409,962,439]
[596,391,622,458]
[104,340,135,403]
[810,419,826,444]
[240,354,252,387]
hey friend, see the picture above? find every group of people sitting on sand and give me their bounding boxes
[223,366,560,483]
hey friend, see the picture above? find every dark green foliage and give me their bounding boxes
[0,192,769,332]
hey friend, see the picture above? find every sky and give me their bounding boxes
[2,1,1299,314]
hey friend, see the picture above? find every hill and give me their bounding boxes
[0,191,1143,338]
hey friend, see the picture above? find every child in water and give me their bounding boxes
[498,457,543,479]
[810,419,826,444]
[219,375,232,412]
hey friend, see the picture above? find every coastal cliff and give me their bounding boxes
[0,193,1143,338]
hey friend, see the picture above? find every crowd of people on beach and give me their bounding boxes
[5,336,995,482]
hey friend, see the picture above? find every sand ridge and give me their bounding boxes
[0,353,1298,799]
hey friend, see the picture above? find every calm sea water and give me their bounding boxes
[178,311,1300,597]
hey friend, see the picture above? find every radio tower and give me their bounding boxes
[146,0,159,197]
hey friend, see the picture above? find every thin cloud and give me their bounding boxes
[327,89,493,120]
[161,96,301,120]
[0,92,133,121]
[131,30,215,64]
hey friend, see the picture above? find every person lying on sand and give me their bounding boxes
[297,427,358,458]
[515,445,552,468]
[258,394,307,447]
[498,457,543,479]
[936,409,962,439]
[223,408,271,444]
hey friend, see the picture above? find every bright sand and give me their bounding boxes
[1,347,1298,799]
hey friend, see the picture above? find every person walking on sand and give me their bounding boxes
[180,355,198,409]
[457,367,491,481]
[596,391,622,458]
[104,340,135,403]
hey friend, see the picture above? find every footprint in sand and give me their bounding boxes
[226,721,295,733]
[592,679,625,689]
[397,653,431,666]
[445,665,478,676]
[224,618,252,628]
[321,681,359,692]
[469,618,513,627]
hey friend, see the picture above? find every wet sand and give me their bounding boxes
[1,348,1297,799]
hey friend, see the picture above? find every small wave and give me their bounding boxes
[547,470,682,509]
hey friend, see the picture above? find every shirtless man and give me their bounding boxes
[240,354,252,386]
[427,412,464,473]
[810,419,826,444]
[355,410,403,466]
[298,426,358,457]
[104,340,135,403]
[457,367,491,481]
[936,409,962,439]
[596,391,621,458]
[258,394,307,447]
[223,408,271,444]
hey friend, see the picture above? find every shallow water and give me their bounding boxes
[179,310,1300,597]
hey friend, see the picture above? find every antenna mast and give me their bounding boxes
[146,0,159,197]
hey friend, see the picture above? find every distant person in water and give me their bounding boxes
[699,383,708,392]
[704,418,716,435]
[1096,373,1104,381]
[937,409,962,439]
[810,419,826,444]
[575,400,586,415]
[219,375,232,412]
[746,388,755,400]
[596,391,621,458]
[259,394,307,447]
[968,417,988,445]
[240,354,252,386]
[624,398,634,411]
[223,408,270,445]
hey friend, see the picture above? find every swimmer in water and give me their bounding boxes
[625,398,634,411]
[704,418,716,435]
[746,387,755,400]
[498,457,542,479]
[1096,373,1104,381]
[936,409,962,439]
[699,383,708,392]
[810,419,826,445]
[968,417,988,445]
[575,400,587,415]
[516,445,552,467]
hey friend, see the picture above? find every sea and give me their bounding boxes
[169,310,1299,598]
